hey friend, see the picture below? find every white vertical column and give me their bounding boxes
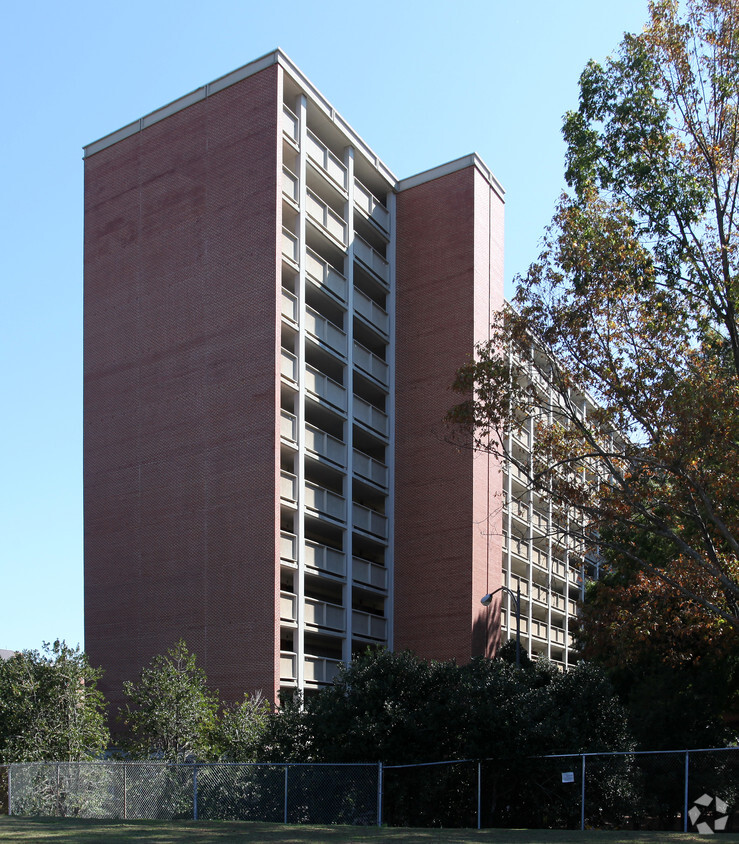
[343,147,355,667]
[295,94,308,691]
[385,189,396,651]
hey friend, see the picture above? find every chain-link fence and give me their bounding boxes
[6,762,379,824]
[6,749,739,830]
[385,748,739,832]
[0,765,8,815]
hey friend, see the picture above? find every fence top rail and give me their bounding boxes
[7,759,379,769]
[383,758,475,770]
[530,746,739,760]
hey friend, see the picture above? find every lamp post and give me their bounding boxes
[480,584,521,668]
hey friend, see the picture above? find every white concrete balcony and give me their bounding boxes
[281,530,297,565]
[305,423,346,467]
[501,611,528,636]
[531,618,549,642]
[306,248,347,302]
[508,501,530,524]
[354,341,388,386]
[304,655,341,685]
[352,609,387,641]
[352,503,387,539]
[508,573,529,599]
[304,481,345,522]
[353,395,388,438]
[281,349,298,385]
[510,426,531,449]
[280,650,297,683]
[354,235,389,285]
[307,189,347,246]
[550,624,568,646]
[354,178,389,233]
[282,104,299,146]
[305,597,345,632]
[352,556,387,590]
[280,410,297,445]
[354,287,389,336]
[532,511,549,535]
[305,539,346,578]
[353,449,388,488]
[306,130,348,192]
[280,471,297,505]
[282,165,299,206]
[282,227,299,266]
[281,287,298,325]
[306,306,346,357]
[280,590,297,623]
[305,365,346,412]
[506,462,529,487]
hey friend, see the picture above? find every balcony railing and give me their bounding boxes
[354,340,388,386]
[353,179,389,233]
[280,590,297,623]
[280,410,297,445]
[280,650,297,682]
[352,609,387,640]
[305,540,346,578]
[282,166,299,206]
[282,227,299,265]
[305,423,346,467]
[282,104,299,145]
[281,287,298,324]
[304,655,341,685]
[280,349,297,384]
[280,530,297,565]
[353,395,388,437]
[304,481,345,521]
[305,597,345,632]
[280,471,297,504]
[352,503,388,539]
[353,556,387,590]
[306,306,346,357]
[354,235,389,285]
[353,449,388,488]
[307,189,347,246]
[305,365,346,412]
[306,130,348,192]
[354,287,389,336]
[306,248,347,302]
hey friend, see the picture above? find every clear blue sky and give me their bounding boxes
[0,0,649,654]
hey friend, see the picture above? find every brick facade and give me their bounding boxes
[84,64,283,713]
[394,164,504,662]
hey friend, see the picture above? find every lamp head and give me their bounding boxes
[480,593,493,606]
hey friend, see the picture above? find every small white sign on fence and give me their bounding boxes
[561,771,575,783]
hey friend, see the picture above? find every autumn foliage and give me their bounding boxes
[450,0,739,631]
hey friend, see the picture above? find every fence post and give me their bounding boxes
[7,766,11,816]
[283,764,289,825]
[377,762,383,827]
[193,765,198,821]
[684,750,690,833]
[123,765,127,820]
[580,755,586,831]
[477,761,483,830]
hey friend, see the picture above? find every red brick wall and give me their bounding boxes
[84,64,282,718]
[394,163,504,662]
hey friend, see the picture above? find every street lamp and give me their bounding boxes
[480,584,521,668]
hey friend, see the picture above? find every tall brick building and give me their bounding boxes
[84,50,582,711]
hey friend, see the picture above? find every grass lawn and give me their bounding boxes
[2,818,739,843]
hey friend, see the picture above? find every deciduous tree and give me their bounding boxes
[0,641,109,762]
[121,640,218,761]
[450,0,739,629]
